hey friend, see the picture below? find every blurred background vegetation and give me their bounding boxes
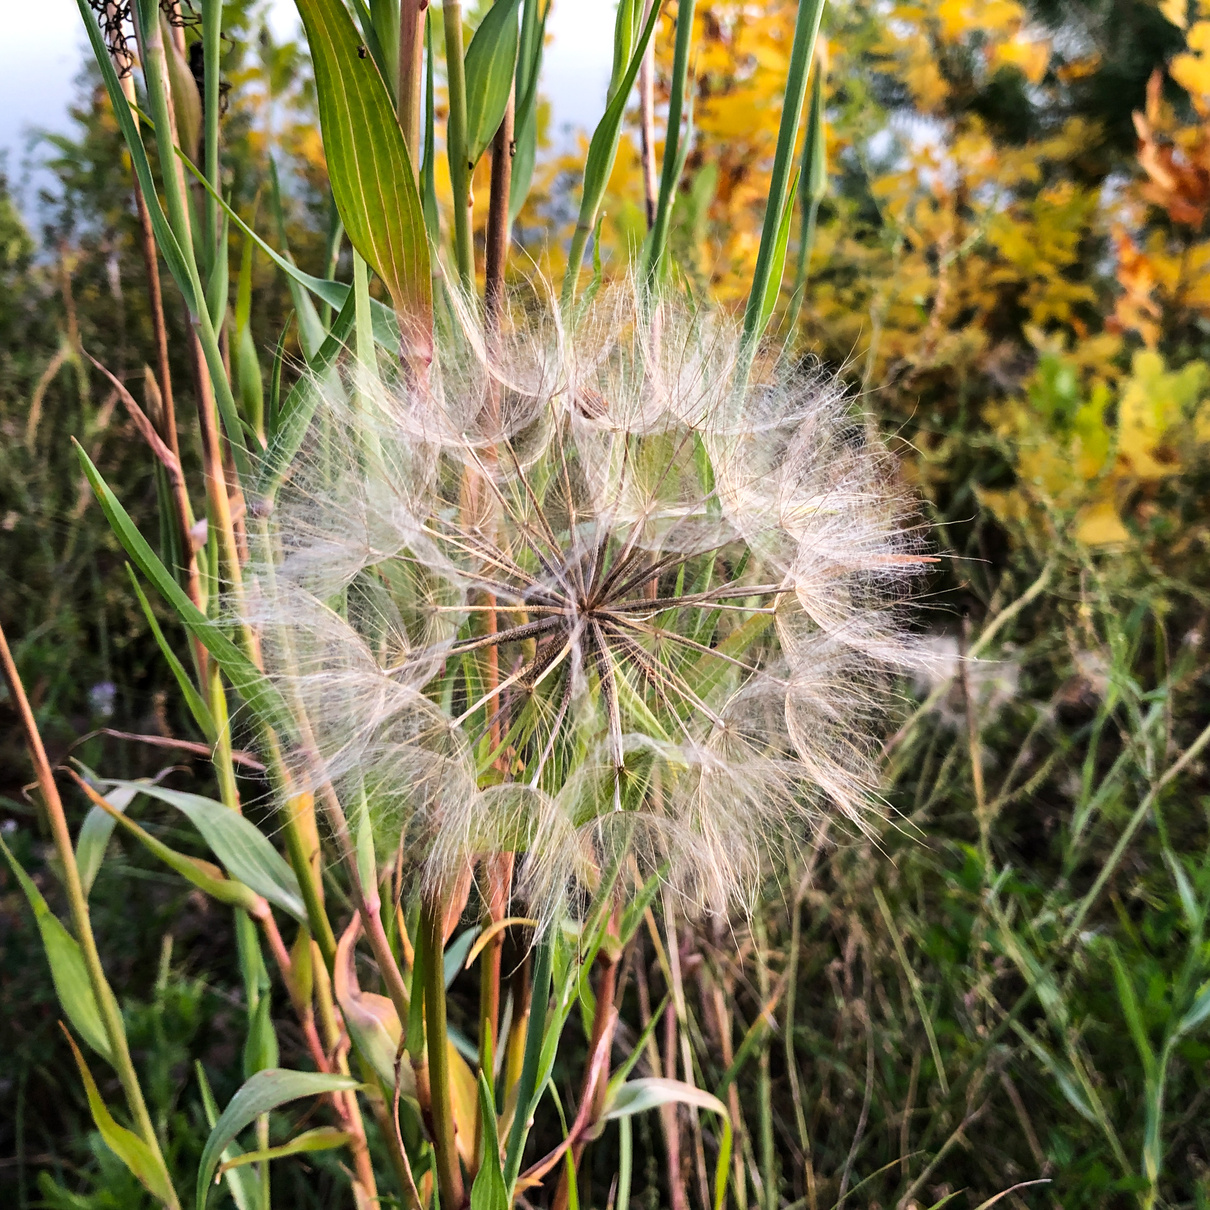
[3,0,1210,1206]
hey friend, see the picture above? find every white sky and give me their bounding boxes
[1,0,616,213]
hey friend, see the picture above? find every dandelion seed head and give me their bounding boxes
[246,279,927,920]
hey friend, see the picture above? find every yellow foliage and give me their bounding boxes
[981,350,1210,547]
[508,0,1210,559]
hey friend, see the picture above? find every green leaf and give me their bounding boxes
[74,445,296,743]
[234,230,264,440]
[162,13,201,161]
[507,0,548,227]
[603,992,670,1103]
[267,320,289,438]
[102,781,306,923]
[755,166,800,340]
[1107,941,1157,1079]
[350,0,392,87]
[84,784,267,916]
[197,1063,257,1210]
[741,0,826,350]
[1011,1024,1097,1123]
[205,208,231,338]
[1164,846,1202,930]
[268,158,329,360]
[618,866,667,946]
[561,0,662,306]
[601,1079,731,1210]
[642,0,696,286]
[242,993,280,1077]
[1,834,114,1064]
[189,152,403,356]
[217,1127,351,1175]
[470,1069,508,1210]
[444,927,480,990]
[63,1031,177,1207]
[126,567,216,742]
[422,10,440,242]
[1176,982,1210,1036]
[295,0,432,356]
[603,1077,727,1122]
[406,914,428,1064]
[502,933,553,1190]
[463,0,523,165]
[800,61,827,205]
[77,778,145,898]
[197,1069,361,1209]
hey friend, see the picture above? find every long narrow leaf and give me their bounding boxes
[78,782,268,916]
[561,0,663,306]
[197,1068,361,1209]
[642,0,696,285]
[63,1030,177,1207]
[464,0,523,165]
[217,1127,351,1175]
[127,567,216,742]
[1,834,114,1063]
[602,1079,731,1210]
[296,0,432,356]
[77,778,146,898]
[75,445,296,742]
[740,0,826,350]
[100,780,306,922]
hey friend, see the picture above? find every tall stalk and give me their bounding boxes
[399,0,426,166]
[0,622,177,1208]
[642,0,696,286]
[422,892,467,1210]
[485,91,515,322]
[443,1,475,290]
[740,0,826,352]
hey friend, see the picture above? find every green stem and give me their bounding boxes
[740,0,826,354]
[202,0,221,272]
[443,0,474,291]
[422,893,466,1210]
[642,0,696,289]
[0,623,179,1208]
[134,0,250,482]
[503,933,553,1194]
[753,916,775,1210]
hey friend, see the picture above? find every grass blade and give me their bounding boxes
[1,834,114,1064]
[740,0,826,351]
[464,0,523,165]
[642,0,696,286]
[75,444,296,742]
[100,780,307,923]
[561,0,663,307]
[127,567,216,741]
[217,1127,352,1175]
[76,779,145,898]
[196,1069,361,1209]
[63,1030,177,1207]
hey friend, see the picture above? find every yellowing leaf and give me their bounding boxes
[63,1031,178,1208]
[1162,0,1189,30]
[1075,499,1130,547]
